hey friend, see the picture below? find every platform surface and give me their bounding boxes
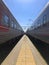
[1,35,47,65]
[16,35,36,65]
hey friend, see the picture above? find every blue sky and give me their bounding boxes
[3,0,49,31]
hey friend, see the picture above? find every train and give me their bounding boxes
[0,0,24,44]
[27,2,49,44]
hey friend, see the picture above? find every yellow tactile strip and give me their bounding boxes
[16,38,36,65]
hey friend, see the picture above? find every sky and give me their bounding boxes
[3,0,49,31]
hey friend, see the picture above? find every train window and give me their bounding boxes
[37,19,41,27]
[14,24,16,29]
[43,15,47,24]
[2,14,9,26]
[4,15,9,24]
[3,15,9,26]
[35,22,37,28]
[11,21,14,28]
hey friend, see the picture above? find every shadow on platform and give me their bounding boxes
[0,35,23,64]
[27,34,49,65]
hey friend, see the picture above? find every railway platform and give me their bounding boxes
[1,35,47,65]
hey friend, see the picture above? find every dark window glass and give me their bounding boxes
[2,14,9,26]
[37,19,41,27]
[4,15,9,24]
[43,15,47,24]
[11,21,14,28]
[14,24,16,29]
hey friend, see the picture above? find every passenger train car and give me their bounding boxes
[0,0,24,44]
[27,2,49,44]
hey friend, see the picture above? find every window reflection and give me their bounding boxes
[11,21,14,28]
[4,15,9,24]
[43,15,47,24]
[14,24,16,29]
